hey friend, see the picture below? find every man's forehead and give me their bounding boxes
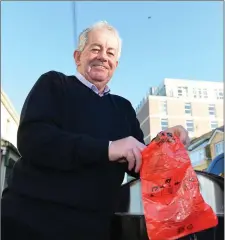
[88,29,119,47]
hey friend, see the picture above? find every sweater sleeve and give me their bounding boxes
[125,102,145,179]
[17,71,109,171]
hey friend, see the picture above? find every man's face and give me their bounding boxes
[74,28,119,87]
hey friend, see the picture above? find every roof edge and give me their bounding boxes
[1,89,20,126]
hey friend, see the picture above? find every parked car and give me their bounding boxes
[207,153,224,177]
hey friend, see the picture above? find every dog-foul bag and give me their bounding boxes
[140,132,218,240]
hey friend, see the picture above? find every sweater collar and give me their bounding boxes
[75,72,110,96]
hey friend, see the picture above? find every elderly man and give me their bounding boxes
[1,21,190,240]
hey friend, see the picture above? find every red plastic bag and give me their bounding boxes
[140,132,218,240]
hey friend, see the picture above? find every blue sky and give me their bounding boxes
[1,1,223,114]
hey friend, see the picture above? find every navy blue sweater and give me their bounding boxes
[3,71,144,238]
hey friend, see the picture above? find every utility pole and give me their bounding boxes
[71,1,77,48]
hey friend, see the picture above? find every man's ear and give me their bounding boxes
[73,50,81,66]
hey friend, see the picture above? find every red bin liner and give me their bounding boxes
[140,133,218,240]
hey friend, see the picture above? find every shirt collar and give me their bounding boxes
[75,72,110,96]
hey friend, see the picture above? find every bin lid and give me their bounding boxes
[115,171,224,216]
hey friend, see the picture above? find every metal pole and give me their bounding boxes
[71,1,77,48]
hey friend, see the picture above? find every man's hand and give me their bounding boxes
[164,125,190,148]
[109,136,146,173]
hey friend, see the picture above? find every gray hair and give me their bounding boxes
[77,21,122,59]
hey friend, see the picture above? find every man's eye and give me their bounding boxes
[108,52,114,56]
[92,49,99,52]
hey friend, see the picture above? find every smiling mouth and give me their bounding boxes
[92,65,107,70]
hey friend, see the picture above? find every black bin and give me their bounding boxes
[110,171,224,240]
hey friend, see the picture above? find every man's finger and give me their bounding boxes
[132,147,142,173]
[126,149,136,171]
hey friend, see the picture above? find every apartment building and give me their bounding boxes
[136,78,224,144]
[1,89,20,147]
[1,89,20,192]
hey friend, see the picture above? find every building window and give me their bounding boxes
[214,89,224,99]
[208,104,216,116]
[218,90,223,99]
[161,119,168,131]
[214,89,217,99]
[185,103,192,115]
[193,88,197,98]
[210,121,218,130]
[186,120,194,132]
[215,141,224,156]
[168,89,174,97]
[198,89,202,98]
[178,87,188,97]
[160,101,167,115]
[178,87,182,97]
[157,86,166,96]
[189,149,205,167]
[203,89,208,99]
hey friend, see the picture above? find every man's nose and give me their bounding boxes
[97,51,107,62]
